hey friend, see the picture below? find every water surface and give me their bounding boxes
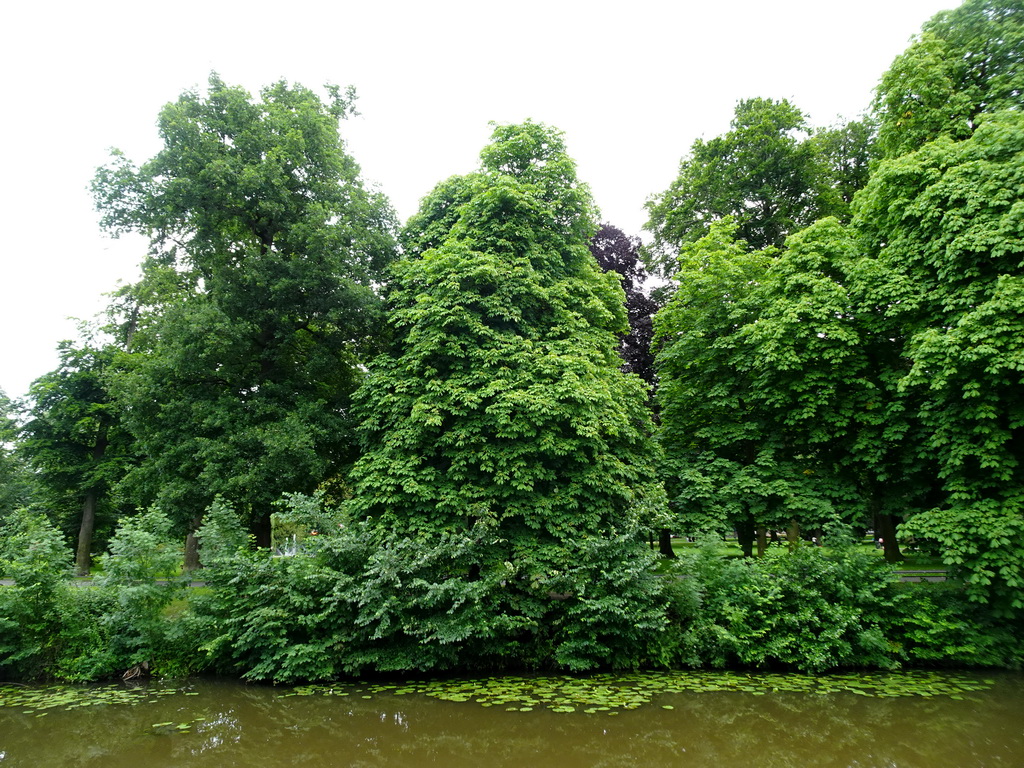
[2,672,1022,767]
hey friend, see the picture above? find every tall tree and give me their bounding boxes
[92,74,397,559]
[349,122,666,669]
[873,0,1024,159]
[19,337,133,574]
[852,110,1024,610]
[651,221,842,555]
[645,97,830,278]
[738,218,935,562]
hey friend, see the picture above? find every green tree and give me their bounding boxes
[852,110,1024,611]
[92,74,398,560]
[348,121,667,670]
[652,221,829,554]
[738,218,936,562]
[19,337,133,574]
[873,0,1024,160]
[645,97,831,278]
[0,389,33,518]
[809,117,878,216]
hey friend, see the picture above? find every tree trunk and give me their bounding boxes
[183,514,203,572]
[876,513,904,564]
[736,517,755,558]
[756,527,768,557]
[253,510,272,550]
[75,491,97,576]
[75,426,109,577]
[787,518,801,550]
[659,528,676,558]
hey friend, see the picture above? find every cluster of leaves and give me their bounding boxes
[0,509,203,682]
[652,1,1024,609]
[665,534,1022,673]
[191,495,668,682]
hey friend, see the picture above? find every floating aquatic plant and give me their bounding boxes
[0,671,996,719]
[282,670,996,714]
[0,682,187,713]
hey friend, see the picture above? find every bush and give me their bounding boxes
[90,508,199,678]
[893,583,1024,667]
[670,533,903,672]
[192,494,674,681]
[0,510,76,679]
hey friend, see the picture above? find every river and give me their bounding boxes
[2,671,1022,767]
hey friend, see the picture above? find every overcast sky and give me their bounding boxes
[1,0,956,400]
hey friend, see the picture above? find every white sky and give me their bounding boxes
[1,0,956,400]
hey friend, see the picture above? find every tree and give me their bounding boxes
[809,117,878,217]
[645,97,831,278]
[348,121,666,670]
[0,389,33,518]
[738,218,936,562]
[652,217,924,560]
[873,0,1024,159]
[851,110,1024,610]
[588,224,658,387]
[19,337,133,574]
[92,74,398,560]
[653,221,819,555]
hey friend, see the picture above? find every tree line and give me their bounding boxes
[1,0,1022,660]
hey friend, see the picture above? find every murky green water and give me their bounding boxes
[2,672,1022,767]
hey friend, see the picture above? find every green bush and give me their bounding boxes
[192,494,673,681]
[671,534,903,672]
[0,510,76,679]
[90,508,198,678]
[893,583,1024,667]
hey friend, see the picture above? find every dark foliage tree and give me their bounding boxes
[588,224,658,387]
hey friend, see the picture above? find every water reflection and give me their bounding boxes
[1,674,1022,767]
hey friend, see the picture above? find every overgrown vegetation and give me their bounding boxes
[2,0,1023,682]
[2,500,1020,682]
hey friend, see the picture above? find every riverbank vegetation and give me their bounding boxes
[3,0,1024,682]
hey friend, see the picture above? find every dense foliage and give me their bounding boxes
[91,75,397,550]
[345,121,668,671]
[18,337,133,574]
[644,97,867,278]
[2,1,1023,682]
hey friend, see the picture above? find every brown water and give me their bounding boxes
[2,673,1023,767]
